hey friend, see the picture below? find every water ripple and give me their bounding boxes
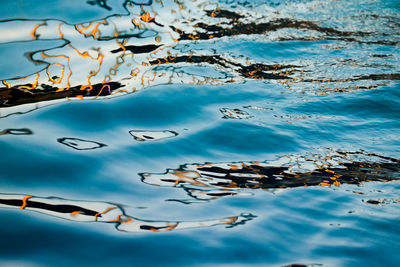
[0,0,399,266]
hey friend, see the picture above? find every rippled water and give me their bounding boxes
[1,0,400,266]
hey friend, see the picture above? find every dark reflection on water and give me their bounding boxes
[0,0,400,266]
[0,128,33,135]
[57,137,107,150]
[0,193,254,233]
[141,151,400,202]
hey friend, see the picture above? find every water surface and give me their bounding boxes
[0,0,399,266]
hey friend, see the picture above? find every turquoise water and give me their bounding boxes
[0,0,399,266]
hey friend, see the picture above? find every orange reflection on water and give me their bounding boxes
[2,80,11,88]
[141,151,400,201]
[30,22,47,40]
[1,0,397,112]
[0,193,254,233]
[17,73,39,90]
[20,195,32,210]
[75,20,107,39]
[140,12,155,23]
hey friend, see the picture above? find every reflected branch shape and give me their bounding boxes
[0,0,399,114]
[140,151,400,202]
[0,193,255,233]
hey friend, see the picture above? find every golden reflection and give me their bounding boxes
[17,73,39,90]
[0,0,398,111]
[2,80,11,88]
[75,20,108,39]
[20,195,32,210]
[30,22,47,40]
[140,12,155,23]
[0,193,255,233]
[46,63,65,84]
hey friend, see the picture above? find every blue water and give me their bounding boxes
[0,0,400,266]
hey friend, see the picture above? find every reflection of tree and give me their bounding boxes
[141,151,400,202]
[0,193,255,233]
[0,0,399,112]
[0,1,181,102]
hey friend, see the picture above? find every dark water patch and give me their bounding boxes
[111,44,162,54]
[205,8,244,20]
[302,73,400,83]
[365,199,381,205]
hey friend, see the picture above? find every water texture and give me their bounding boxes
[0,0,399,266]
